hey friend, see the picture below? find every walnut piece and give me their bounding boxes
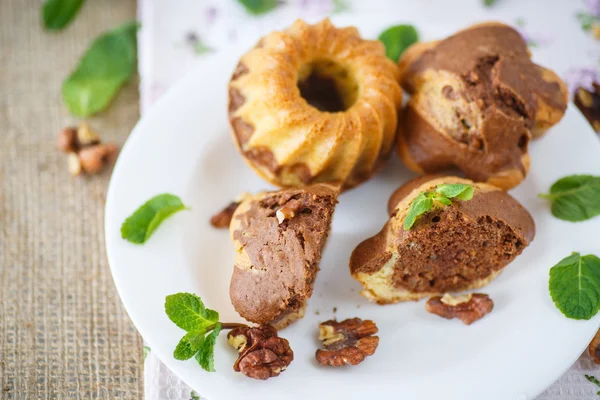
[315,318,379,367]
[227,325,293,380]
[67,153,83,176]
[589,329,600,364]
[57,127,79,153]
[76,122,101,146]
[210,193,251,228]
[276,198,303,224]
[574,84,600,133]
[78,144,118,174]
[57,122,118,176]
[426,293,493,325]
[210,201,240,228]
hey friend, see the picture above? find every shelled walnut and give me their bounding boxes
[57,122,118,176]
[227,325,293,380]
[210,193,251,228]
[315,318,379,367]
[425,293,493,325]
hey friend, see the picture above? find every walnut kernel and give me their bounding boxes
[315,318,379,367]
[276,198,303,224]
[227,325,293,380]
[426,293,493,325]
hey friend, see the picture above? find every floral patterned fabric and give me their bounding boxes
[138,1,600,399]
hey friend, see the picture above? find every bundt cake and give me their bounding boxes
[229,183,339,329]
[396,22,568,190]
[349,175,535,304]
[228,19,402,190]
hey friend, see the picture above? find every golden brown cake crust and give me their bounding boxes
[228,19,402,190]
[397,22,567,190]
[229,184,339,329]
[350,176,535,304]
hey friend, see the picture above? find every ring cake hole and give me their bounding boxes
[297,59,358,113]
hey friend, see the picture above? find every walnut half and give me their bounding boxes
[315,318,379,367]
[227,325,293,380]
[426,293,493,325]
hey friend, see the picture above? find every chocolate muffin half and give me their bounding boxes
[350,176,535,304]
[229,184,339,329]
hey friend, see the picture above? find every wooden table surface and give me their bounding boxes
[0,0,143,398]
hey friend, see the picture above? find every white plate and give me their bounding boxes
[106,16,600,400]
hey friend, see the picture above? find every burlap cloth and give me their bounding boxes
[0,0,143,398]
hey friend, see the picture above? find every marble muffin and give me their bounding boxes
[228,19,402,190]
[397,22,568,189]
[350,175,535,304]
[229,184,339,329]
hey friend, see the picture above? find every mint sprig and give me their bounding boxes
[549,252,600,320]
[165,292,245,372]
[539,175,600,222]
[121,193,188,244]
[403,184,474,230]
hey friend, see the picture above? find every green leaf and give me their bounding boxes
[165,293,219,332]
[120,193,188,244]
[174,331,206,360]
[539,175,600,222]
[433,195,452,206]
[586,374,600,388]
[436,184,474,201]
[577,12,600,32]
[403,193,433,230]
[195,323,221,372]
[190,391,201,400]
[483,0,498,7]
[42,0,85,30]
[62,21,139,117]
[378,24,419,62]
[237,0,279,15]
[143,345,151,360]
[549,252,600,320]
[332,0,350,14]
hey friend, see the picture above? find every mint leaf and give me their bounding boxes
[433,195,452,206]
[549,252,600,320]
[165,293,219,332]
[403,183,475,230]
[42,0,85,30]
[237,0,279,15]
[62,21,139,117]
[191,391,201,400]
[195,323,221,372]
[436,183,474,201]
[403,193,433,230]
[174,331,206,360]
[143,345,151,360]
[121,193,187,244]
[539,175,600,222]
[378,24,419,61]
[483,0,498,7]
